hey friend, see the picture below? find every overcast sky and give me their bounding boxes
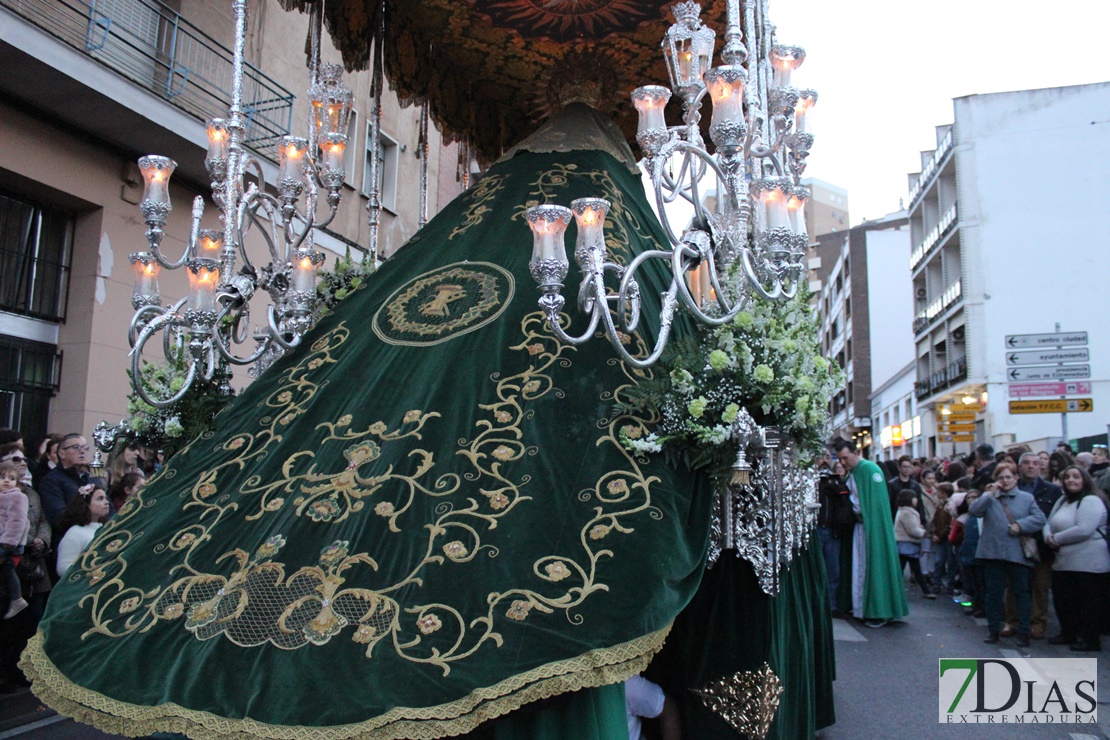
[769,0,1108,224]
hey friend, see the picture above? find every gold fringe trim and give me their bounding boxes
[20,625,670,739]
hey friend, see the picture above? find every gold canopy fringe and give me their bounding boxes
[20,625,670,739]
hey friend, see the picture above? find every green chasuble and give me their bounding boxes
[853,458,908,621]
[22,106,711,739]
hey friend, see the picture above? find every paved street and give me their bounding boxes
[822,587,1110,739]
[1,584,1108,738]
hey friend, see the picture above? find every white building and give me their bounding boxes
[814,212,913,456]
[908,82,1110,455]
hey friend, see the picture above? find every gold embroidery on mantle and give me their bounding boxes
[693,663,784,739]
[372,262,515,347]
[65,303,662,682]
[448,172,508,241]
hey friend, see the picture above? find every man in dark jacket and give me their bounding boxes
[999,452,1062,639]
[970,444,997,491]
[816,454,853,614]
[886,455,923,520]
[38,433,94,528]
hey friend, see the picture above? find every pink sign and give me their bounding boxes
[1008,381,1092,398]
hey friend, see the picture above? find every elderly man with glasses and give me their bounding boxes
[38,434,97,528]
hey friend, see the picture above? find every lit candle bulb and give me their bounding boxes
[525,205,572,287]
[138,156,175,209]
[632,86,671,136]
[787,189,808,236]
[327,104,343,136]
[130,253,160,303]
[206,119,229,162]
[196,229,223,258]
[187,259,220,312]
[688,263,702,306]
[795,91,817,134]
[678,49,694,82]
[770,45,806,89]
[762,184,791,231]
[571,198,610,271]
[278,136,308,184]
[292,250,323,293]
[321,133,347,180]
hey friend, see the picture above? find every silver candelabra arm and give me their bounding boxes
[128,298,211,408]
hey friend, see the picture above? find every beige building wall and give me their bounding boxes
[0,0,463,441]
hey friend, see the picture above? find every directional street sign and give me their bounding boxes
[1005,348,1089,366]
[943,412,977,422]
[939,434,976,443]
[938,423,976,433]
[1008,381,1092,398]
[1005,332,1088,349]
[1009,398,1094,415]
[1006,366,1090,382]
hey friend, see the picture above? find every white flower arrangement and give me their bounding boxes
[619,289,842,473]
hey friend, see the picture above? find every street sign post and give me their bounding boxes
[937,423,976,433]
[1005,332,1088,349]
[1006,366,1090,382]
[1008,381,1092,398]
[938,434,976,443]
[1004,328,1092,442]
[1005,348,1089,366]
[1009,398,1093,415]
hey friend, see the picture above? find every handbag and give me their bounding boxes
[16,550,48,589]
[998,495,1039,562]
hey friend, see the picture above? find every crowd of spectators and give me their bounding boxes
[0,427,157,692]
[818,441,1110,650]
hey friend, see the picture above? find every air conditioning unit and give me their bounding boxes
[916,287,927,299]
[952,326,965,342]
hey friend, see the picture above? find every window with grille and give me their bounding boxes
[0,334,61,441]
[0,189,74,321]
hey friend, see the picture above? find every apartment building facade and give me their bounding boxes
[815,212,912,456]
[908,82,1110,455]
[0,0,462,440]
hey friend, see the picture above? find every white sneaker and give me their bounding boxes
[4,597,27,620]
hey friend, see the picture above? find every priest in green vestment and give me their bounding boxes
[834,441,908,624]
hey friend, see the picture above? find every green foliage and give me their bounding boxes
[314,247,375,320]
[125,350,234,459]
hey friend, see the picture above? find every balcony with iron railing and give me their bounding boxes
[912,279,962,335]
[1,0,293,160]
[910,203,957,270]
[908,128,953,208]
[914,357,968,400]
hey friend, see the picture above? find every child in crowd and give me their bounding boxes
[55,485,111,577]
[930,483,954,595]
[894,489,934,599]
[0,461,29,619]
[954,489,985,617]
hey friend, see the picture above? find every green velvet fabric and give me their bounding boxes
[647,545,835,739]
[29,135,712,737]
[852,459,909,621]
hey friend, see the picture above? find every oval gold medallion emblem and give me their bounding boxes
[372,262,515,346]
